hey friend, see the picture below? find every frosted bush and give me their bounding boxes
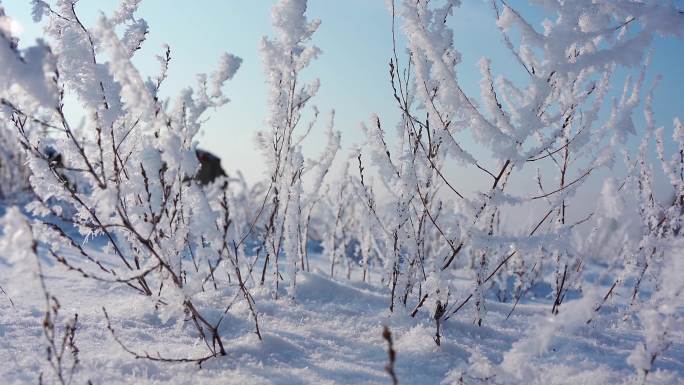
[0,0,260,361]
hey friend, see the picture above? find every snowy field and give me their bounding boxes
[1,241,682,385]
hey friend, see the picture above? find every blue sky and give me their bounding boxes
[3,1,684,189]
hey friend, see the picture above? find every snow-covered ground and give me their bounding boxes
[1,244,682,385]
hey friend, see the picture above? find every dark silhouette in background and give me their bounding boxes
[194,149,226,185]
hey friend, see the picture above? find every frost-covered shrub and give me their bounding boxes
[255,0,340,299]
[0,9,32,199]
[344,0,684,355]
[0,0,342,365]
[0,0,260,361]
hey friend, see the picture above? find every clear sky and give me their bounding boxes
[3,0,684,191]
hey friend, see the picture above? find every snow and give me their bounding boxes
[0,241,682,384]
